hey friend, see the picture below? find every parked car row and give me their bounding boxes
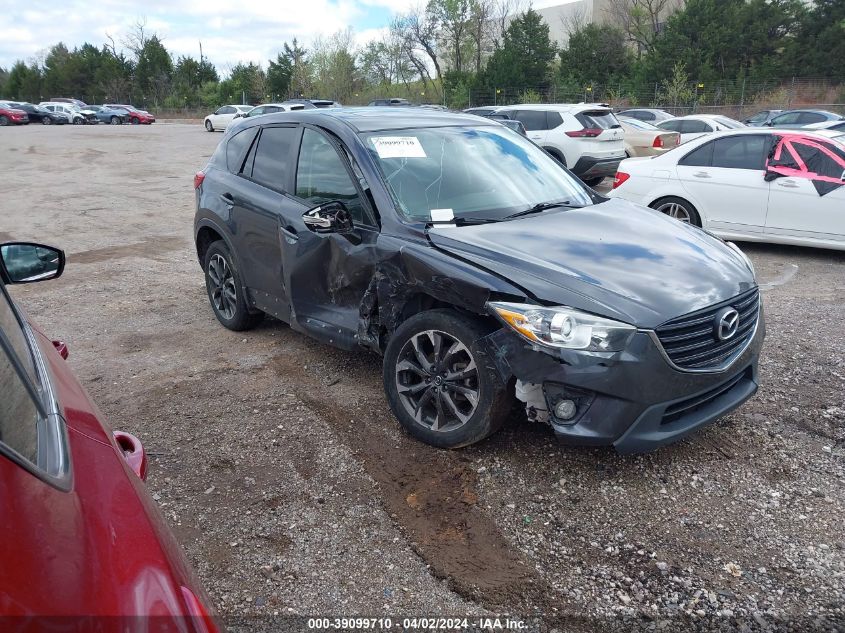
[611,128,845,250]
[0,98,156,126]
[203,99,345,132]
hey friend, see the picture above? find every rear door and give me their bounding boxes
[676,134,771,232]
[765,136,845,242]
[227,124,302,320]
[503,109,550,145]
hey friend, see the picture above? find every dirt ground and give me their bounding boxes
[2,124,844,632]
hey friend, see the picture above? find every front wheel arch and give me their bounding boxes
[649,196,702,227]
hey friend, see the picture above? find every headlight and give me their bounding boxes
[487,301,635,352]
[726,241,756,279]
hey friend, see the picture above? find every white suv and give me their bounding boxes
[39,102,92,124]
[497,104,626,185]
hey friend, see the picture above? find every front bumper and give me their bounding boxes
[482,310,765,454]
[571,155,623,178]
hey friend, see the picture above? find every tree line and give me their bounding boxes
[0,0,842,110]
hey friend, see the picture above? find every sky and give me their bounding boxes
[0,0,571,74]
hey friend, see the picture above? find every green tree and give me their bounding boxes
[560,24,632,87]
[267,52,293,100]
[6,61,43,102]
[221,62,266,103]
[478,8,556,89]
[784,0,845,79]
[133,35,173,106]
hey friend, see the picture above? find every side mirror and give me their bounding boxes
[0,242,65,284]
[302,201,353,234]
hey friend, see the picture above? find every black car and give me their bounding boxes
[193,109,763,453]
[369,98,412,106]
[10,103,68,125]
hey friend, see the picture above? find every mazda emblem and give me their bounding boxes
[715,308,740,341]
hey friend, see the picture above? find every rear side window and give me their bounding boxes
[226,127,258,173]
[798,112,826,124]
[772,112,801,125]
[0,289,38,463]
[508,110,548,131]
[712,135,769,170]
[576,110,619,129]
[681,120,711,133]
[658,120,682,133]
[250,126,299,190]
[679,141,714,167]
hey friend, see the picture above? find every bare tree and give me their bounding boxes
[490,0,527,48]
[392,6,442,96]
[468,0,494,72]
[603,0,677,53]
[561,5,590,39]
[122,18,150,58]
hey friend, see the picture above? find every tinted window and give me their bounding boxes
[798,112,826,124]
[218,106,235,115]
[226,127,258,173]
[679,141,714,167]
[247,106,264,117]
[508,110,548,131]
[746,111,769,123]
[712,135,768,170]
[772,112,801,125]
[658,120,683,133]
[0,288,38,462]
[547,111,563,129]
[682,120,710,134]
[265,106,282,114]
[250,126,298,189]
[296,128,368,224]
[577,110,619,129]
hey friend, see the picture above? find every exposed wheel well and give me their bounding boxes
[543,147,566,166]
[196,226,224,263]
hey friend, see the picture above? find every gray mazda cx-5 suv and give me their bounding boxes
[193,108,764,453]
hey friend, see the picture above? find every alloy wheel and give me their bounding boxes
[207,254,237,320]
[42,117,52,125]
[656,201,692,223]
[394,330,480,433]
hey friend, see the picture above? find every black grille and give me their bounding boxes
[661,367,751,425]
[655,288,759,370]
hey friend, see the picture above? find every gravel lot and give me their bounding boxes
[2,124,844,632]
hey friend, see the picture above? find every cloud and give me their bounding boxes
[0,0,398,70]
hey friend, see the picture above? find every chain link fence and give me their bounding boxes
[465,77,845,119]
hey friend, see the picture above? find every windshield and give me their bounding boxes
[362,125,593,222]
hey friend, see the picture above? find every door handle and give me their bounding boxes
[777,180,799,188]
[220,193,235,205]
[280,225,298,242]
[693,172,711,179]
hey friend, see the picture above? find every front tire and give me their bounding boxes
[73,117,82,125]
[205,119,214,132]
[110,116,120,125]
[650,196,702,226]
[0,115,9,126]
[131,117,140,125]
[203,241,263,331]
[383,309,511,449]
[42,116,53,125]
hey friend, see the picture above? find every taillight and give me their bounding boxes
[612,172,630,189]
[194,171,205,189]
[652,136,664,148]
[181,586,219,633]
[566,128,602,138]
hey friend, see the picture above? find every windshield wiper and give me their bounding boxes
[504,200,581,220]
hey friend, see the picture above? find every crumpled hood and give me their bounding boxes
[427,198,756,328]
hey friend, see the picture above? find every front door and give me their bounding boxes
[676,134,771,232]
[277,126,380,349]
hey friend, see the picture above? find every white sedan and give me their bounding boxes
[204,105,253,132]
[657,114,745,144]
[609,129,845,251]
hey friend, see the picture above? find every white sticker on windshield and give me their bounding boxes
[371,136,427,159]
[430,208,455,222]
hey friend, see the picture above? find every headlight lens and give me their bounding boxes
[726,241,756,279]
[488,301,635,352]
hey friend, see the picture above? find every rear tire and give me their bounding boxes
[584,176,605,187]
[383,309,511,449]
[131,117,140,125]
[544,147,566,167]
[0,115,10,126]
[205,119,214,132]
[110,116,120,125]
[203,241,263,331]
[650,196,701,227]
[42,117,52,125]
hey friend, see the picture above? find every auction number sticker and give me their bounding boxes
[371,136,427,159]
